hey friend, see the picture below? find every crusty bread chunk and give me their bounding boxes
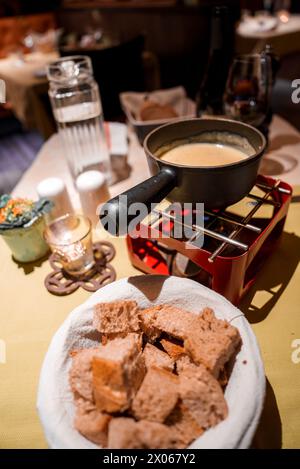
[69,348,101,402]
[71,303,239,448]
[108,417,178,449]
[176,355,198,374]
[143,343,174,372]
[179,364,228,429]
[166,402,204,448]
[93,300,141,339]
[92,333,145,413]
[140,307,161,342]
[141,304,196,341]
[140,100,178,122]
[184,308,241,377]
[160,338,186,361]
[74,398,111,446]
[132,367,179,422]
[69,334,144,405]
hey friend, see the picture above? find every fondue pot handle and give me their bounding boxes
[99,167,176,236]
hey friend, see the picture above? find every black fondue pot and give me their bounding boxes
[100,118,266,235]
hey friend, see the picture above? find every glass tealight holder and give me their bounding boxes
[44,214,94,277]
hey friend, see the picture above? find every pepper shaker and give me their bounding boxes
[76,170,110,226]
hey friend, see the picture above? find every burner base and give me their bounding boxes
[126,176,292,305]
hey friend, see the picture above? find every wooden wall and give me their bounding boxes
[57,1,240,97]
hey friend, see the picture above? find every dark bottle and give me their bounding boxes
[196,5,234,116]
[259,44,280,141]
[262,44,280,86]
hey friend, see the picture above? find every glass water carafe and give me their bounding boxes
[47,56,111,182]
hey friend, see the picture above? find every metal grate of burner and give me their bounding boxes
[147,180,291,263]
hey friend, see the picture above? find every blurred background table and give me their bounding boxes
[0,52,58,139]
[236,14,300,55]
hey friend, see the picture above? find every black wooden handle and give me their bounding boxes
[99,167,176,235]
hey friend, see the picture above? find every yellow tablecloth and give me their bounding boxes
[240,187,300,449]
[0,229,138,449]
[0,188,300,449]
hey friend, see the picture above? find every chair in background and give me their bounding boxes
[60,35,160,121]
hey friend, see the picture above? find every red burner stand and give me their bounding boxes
[126,175,292,305]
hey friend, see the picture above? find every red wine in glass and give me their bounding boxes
[224,54,272,129]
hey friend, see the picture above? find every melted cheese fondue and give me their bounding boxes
[160,143,248,167]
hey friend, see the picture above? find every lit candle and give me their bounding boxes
[44,214,95,276]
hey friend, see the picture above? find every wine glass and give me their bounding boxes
[223,54,272,129]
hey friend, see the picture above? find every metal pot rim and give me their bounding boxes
[143,117,267,171]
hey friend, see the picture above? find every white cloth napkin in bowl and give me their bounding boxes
[37,275,265,449]
[120,86,196,125]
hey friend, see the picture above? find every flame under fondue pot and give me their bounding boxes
[100,118,266,235]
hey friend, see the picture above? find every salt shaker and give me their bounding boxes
[37,177,73,221]
[76,170,110,226]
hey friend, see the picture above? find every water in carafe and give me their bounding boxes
[47,56,111,182]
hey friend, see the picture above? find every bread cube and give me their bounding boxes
[160,338,186,361]
[141,304,196,341]
[132,367,178,423]
[143,343,174,372]
[69,348,101,402]
[74,398,111,446]
[93,300,141,340]
[108,417,178,449]
[184,308,241,377]
[166,402,203,447]
[92,333,145,413]
[179,364,228,429]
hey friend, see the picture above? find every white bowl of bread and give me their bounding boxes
[37,275,265,449]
